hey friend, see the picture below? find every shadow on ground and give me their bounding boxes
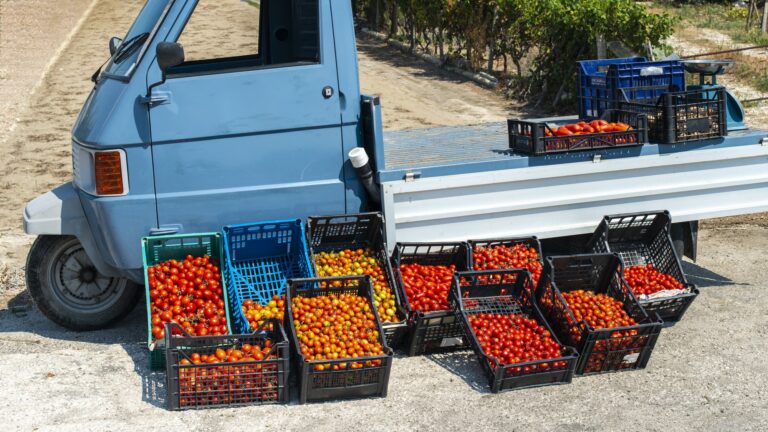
[427,350,490,394]
[0,290,167,408]
[682,261,746,288]
[356,35,542,118]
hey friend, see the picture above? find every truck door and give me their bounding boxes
[147,0,345,234]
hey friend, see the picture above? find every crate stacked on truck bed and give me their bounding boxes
[578,57,686,119]
[142,233,234,371]
[306,212,409,349]
[508,110,648,156]
[164,319,290,410]
[535,254,663,375]
[286,276,393,404]
[618,86,727,144]
[449,269,578,392]
[588,211,699,322]
[222,219,314,335]
[392,242,472,356]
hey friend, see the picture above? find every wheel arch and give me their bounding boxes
[23,183,131,280]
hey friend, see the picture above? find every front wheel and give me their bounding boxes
[26,235,141,330]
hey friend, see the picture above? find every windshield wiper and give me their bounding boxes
[113,32,150,64]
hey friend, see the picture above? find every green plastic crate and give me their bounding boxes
[141,233,233,372]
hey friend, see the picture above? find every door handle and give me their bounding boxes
[139,91,171,107]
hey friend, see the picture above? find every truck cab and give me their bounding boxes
[23,0,366,329]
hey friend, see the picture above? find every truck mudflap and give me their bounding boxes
[23,182,122,278]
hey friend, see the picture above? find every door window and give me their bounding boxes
[172,0,320,74]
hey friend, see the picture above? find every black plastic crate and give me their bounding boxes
[449,269,578,392]
[392,242,471,356]
[468,237,544,287]
[535,254,663,375]
[164,319,290,410]
[285,276,393,404]
[587,211,699,322]
[508,110,648,156]
[619,87,727,144]
[306,213,408,350]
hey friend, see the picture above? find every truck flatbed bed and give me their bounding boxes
[377,120,768,248]
[380,119,767,182]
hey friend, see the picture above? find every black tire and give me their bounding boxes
[26,235,141,331]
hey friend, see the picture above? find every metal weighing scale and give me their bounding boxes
[680,59,747,131]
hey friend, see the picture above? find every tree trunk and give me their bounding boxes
[762,0,768,33]
[374,0,381,31]
[407,1,416,52]
[389,1,398,38]
[487,6,499,73]
[747,0,756,30]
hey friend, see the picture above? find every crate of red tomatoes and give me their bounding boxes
[507,110,648,156]
[468,237,544,289]
[286,276,394,404]
[587,211,699,323]
[142,233,233,371]
[392,242,472,356]
[535,254,663,375]
[222,219,314,335]
[306,213,408,350]
[164,319,290,410]
[449,269,578,392]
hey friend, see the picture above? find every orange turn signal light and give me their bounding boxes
[94,151,124,195]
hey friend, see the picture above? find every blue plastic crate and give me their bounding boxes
[578,57,686,119]
[222,219,315,333]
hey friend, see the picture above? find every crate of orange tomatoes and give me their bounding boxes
[222,219,315,335]
[587,211,699,323]
[535,254,663,375]
[164,318,290,410]
[286,276,394,404]
[306,213,409,349]
[449,268,578,392]
[142,233,234,371]
[468,237,544,289]
[507,110,648,156]
[392,242,472,356]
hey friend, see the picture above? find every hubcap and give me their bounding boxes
[47,239,126,313]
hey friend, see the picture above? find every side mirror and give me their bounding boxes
[109,37,122,55]
[156,42,185,77]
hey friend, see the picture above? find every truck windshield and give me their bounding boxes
[102,0,173,79]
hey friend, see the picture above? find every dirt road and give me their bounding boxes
[0,1,767,431]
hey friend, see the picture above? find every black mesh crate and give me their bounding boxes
[468,237,544,288]
[286,276,393,404]
[618,87,727,144]
[587,211,699,323]
[164,319,290,410]
[306,213,408,349]
[535,254,663,375]
[449,269,578,392]
[507,110,647,156]
[392,242,471,356]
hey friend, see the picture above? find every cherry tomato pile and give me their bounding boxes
[546,120,634,137]
[399,263,456,313]
[472,243,543,287]
[314,249,400,323]
[540,289,645,373]
[468,313,566,374]
[624,264,684,296]
[292,293,385,371]
[177,342,280,407]
[148,254,228,341]
[242,296,285,331]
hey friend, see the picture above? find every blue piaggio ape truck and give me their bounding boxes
[22,0,768,329]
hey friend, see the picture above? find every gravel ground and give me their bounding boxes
[0,1,767,431]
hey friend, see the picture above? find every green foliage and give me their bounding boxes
[355,0,676,110]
